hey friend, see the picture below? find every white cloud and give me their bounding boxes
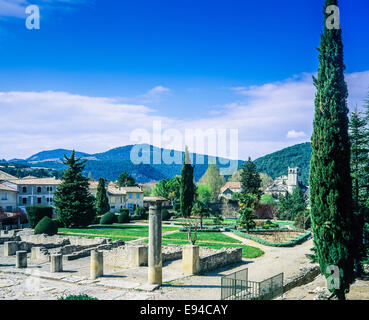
[0,0,90,19]
[286,130,307,139]
[147,86,170,95]
[0,70,368,161]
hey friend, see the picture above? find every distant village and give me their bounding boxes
[0,166,307,219]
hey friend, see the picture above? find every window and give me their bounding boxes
[137,193,140,199]
[22,187,27,193]
[37,187,42,193]
[46,186,53,192]
[6,206,12,212]
[37,197,42,204]
[129,193,132,199]
[1,193,7,201]
[22,198,27,205]
[111,197,115,204]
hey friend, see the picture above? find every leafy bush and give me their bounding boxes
[26,205,53,228]
[100,212,117,225]
[58,294,98,300]
[52,218,64,228]
[132,207,147,220]
[162,208,172,221]
[118,209,130,223]
[34,216,58,236]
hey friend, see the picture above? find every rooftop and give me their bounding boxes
[7,178,62,185]
[0,183,17,192]
[220,182,242,194]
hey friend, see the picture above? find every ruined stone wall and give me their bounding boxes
[198,247,242,273]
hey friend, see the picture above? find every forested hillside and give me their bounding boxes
[254,142,312,185]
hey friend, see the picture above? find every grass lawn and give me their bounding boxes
[157,239,263,258]
[163,232,241,243]
[274,221,294,226]
[58,224,178,241]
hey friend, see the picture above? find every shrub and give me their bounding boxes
[26,205,53,228]
[162,208,172,221]
[58,294,98,300]
[132,207,147,220]
[34,217,58,236]
[118,209,130,223]
[100,212,117,225]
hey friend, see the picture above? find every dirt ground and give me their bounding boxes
[281,273,369,300]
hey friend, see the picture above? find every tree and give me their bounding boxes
[309,0,355,300]
[260,194,275,205]
[349,108,368,272]
[54,151,96,228]
[199,164,225,201]
[117,171,136,187]
[240,158,262,199]
[349,108,368,212]
[238,193,258,232]
[152,176,181,206]
[180,146,195,218]
[196,184,212,203]
[95,178,110,216]
[192,200,212,229]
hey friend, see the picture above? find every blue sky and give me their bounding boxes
[0,0,369,161]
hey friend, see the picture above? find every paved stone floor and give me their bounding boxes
[0,238,317,300]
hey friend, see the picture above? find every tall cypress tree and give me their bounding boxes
[180,146,195,217]
[309,0,355,300]
[240,157,262,199]
[54,151,96,228]
[95,177,110,216]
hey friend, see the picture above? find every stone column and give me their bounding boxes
[148,199,164,285]
[90,250,103,280]
[16,251,27,268]
[182,245,200,275]
[50,254,63,272]
[4,241,18,256]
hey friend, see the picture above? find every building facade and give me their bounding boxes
[0,183,18,212]
[2,178,61,212]
[264,167,308,198]
[89,181,144,213]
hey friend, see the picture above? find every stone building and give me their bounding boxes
[0,183,18,212]
[89,181,144,213]
[218,182,242,200]
[264,167,308,198]
[2,178,61,212]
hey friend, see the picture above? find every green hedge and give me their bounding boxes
[34,217,58,236]
[179,226,221,232]
[117,209,130,223]
[100,212,117,225]
[26,205,53,228]
[232,229,312,247]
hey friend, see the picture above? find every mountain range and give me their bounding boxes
[3,142,312,185]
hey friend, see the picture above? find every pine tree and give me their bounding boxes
[54,151,96,228]
[180,146,195,218]
[309,0,355,300]
[349,108,368,211]
[117,171,136,187]
[240,158,262,199]
[95,178,110,216]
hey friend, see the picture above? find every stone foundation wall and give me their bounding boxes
[283,265,321,293]
[198,247,242,273]
[104,244,183,268]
